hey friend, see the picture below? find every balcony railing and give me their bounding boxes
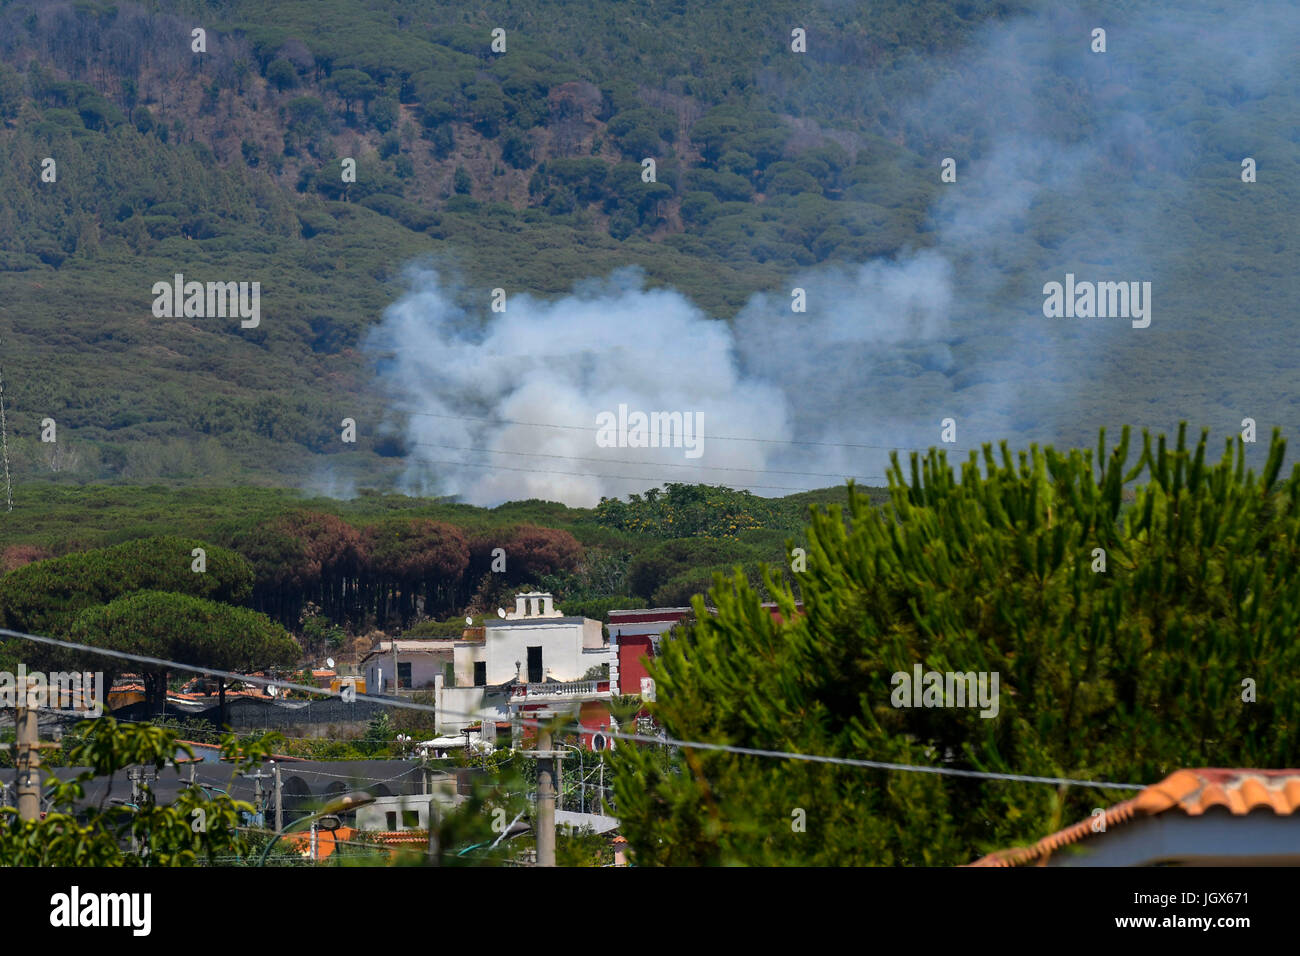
[510,680,611,700]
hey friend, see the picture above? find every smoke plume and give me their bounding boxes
[366,1,1299,506]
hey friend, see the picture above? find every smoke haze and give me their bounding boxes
[365,0,1299,506]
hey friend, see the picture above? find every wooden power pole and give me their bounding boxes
[427,798,440,866]
[535,725,556,867]
[273,762,283,831]
[1,678,59,821]
[15,698,41,821]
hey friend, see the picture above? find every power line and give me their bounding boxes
[0,626,1143,792]
[402,409,948,454]
[410,440,890,483]
[396,454,827,493]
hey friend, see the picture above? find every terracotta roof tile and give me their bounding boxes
[368,830,428,845]
[970,768,1300,867]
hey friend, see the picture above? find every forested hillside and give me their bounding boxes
[0,0,1295,494]
[0,0,994,487]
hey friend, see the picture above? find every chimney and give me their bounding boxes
[528,594,541,616]
[515,595,526,617]
[542,594,554,616]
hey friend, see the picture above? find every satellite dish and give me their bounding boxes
[465,616,473,626]
[326,657,335,669]
[497,607,506,618]
[267,685,278,698]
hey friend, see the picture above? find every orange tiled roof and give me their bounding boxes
[367,830,429,845]
[283,826,427,860]
[970,768,1300,867]
[168,690,266,701]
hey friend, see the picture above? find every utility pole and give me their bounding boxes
[3,679,66,821]
[273,762,283,831]
[243,767,273,827]
[128,767,142,854]
[392,633,400,695]
[535,724,556,867]
[426,797,440,866]
[15,695,41,821]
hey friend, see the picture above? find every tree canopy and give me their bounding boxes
[613,426,1300,865]
[0,536,256,677]
[0,535,252,637]
[68,590,300,710]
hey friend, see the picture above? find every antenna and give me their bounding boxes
[0,336,11,512]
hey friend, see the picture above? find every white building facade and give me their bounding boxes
[361,639,455,694]
[434,592,612,737]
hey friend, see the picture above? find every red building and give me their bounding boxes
[607,603,802,697]
[608,608,694,697]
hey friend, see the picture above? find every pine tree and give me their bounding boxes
[612,425,1300,865]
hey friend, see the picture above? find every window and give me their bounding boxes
[386,811,397,830]
[474,661,486,686]
[402,810,419,828]
[397,662,412,689]
[527,646,543,683]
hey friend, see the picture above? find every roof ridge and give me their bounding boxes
[969,767,1300,867]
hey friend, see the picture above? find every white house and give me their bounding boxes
[355,778,459,832]
[435,592,612,737]
[361,639,455,695]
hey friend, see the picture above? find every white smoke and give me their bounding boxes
[364,268,796,505]
[363,0,1298,506]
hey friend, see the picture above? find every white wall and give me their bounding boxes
[608,614,689,639]
[480,620,591,684]
[436,683,488,735]
[452,641,488,687]
[439,614,612,733]
[364,651,448,693]
[355,786,457,831]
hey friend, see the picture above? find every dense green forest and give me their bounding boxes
[1,0,1292,493]
[0,481,883,662]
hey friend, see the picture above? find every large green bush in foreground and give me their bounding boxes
[613,425,1300,865]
